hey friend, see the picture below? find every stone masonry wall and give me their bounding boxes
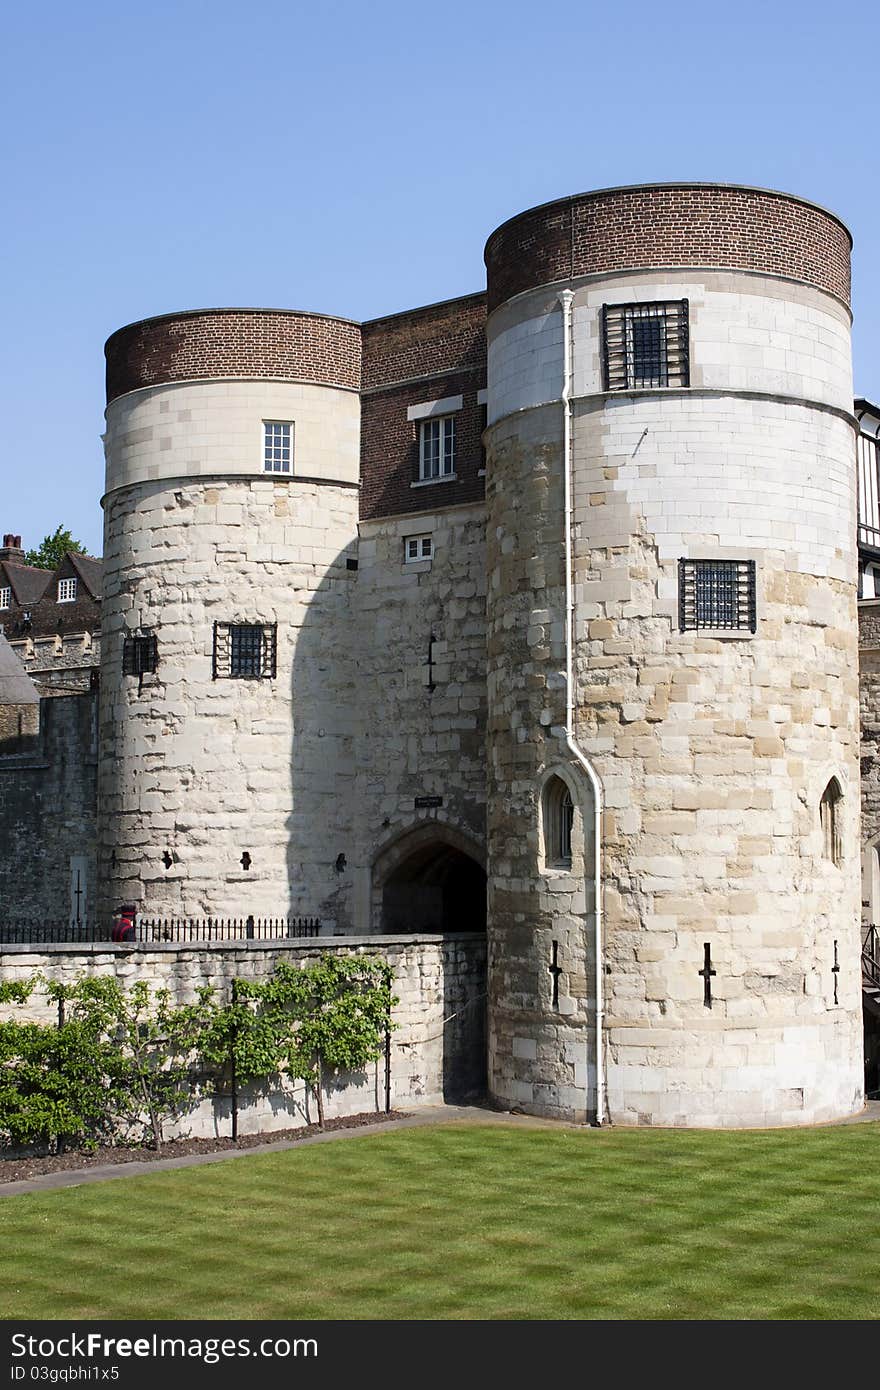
[7,634,99,696]
[484,247,863,1127]
[98,474,359,921]
[0,933,487,1137]
[0,693,98,922]
[352,502,488,927]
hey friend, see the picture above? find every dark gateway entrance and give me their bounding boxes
[374,831,487,1102]
[381,841,487,935]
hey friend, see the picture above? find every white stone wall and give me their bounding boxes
[104,381,360,491]
[488,271,853,425]
[99,374,362,922]
[0,933,486,1138]
[98,475,359,921]
[352,502,488,927]
[485,264,864,1128]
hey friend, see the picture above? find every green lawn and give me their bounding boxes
[1,1121,878,1320]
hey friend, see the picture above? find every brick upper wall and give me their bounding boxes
[360,297,487,521]
[106,309,362,402]
[362,293,486,388]
[484,184,852,313]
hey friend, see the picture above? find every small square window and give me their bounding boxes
[404,535,433,563]
[57,578,77,603]
[679,559,756,633]
[213,622,277,679]
[602,300,689,391]
[0,587,10,610]
[419,417,456,480]
[123,633,158,678]
[264,421,293,474]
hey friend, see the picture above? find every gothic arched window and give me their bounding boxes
[543,776,574,870]
[820,778,843,867]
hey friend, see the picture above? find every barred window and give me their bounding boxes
[264,422,293,473]
[213,622,277,679]
[122,633,158,678]
[602,300,690,391]
[57,577,77,603]
[679,559,756,633]
[419,416,456,480]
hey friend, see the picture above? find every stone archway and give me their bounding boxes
[372,824,487,935]
[371,823,487,1101]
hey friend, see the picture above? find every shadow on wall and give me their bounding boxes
[288,530,489,937]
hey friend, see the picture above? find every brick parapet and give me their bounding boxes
[105,309,363,403]
[362,294,486,388]
[360,295,486,521]
[484,184,852,313]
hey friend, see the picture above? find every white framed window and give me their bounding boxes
[57,578,77,603]
[404,535,433,563]
[419,416,456,481]
[264,421,293,474]
[0,587,10,610]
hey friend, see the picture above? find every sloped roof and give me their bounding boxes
[0,633,39,705]
[69,552,103,598]
[1,562,52,606]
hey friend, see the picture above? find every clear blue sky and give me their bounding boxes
[2,0,877,558]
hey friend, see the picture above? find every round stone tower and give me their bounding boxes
[483,183,864,1127]
[98,308,361,922]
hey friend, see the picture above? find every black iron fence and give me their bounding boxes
[0,916,321,945]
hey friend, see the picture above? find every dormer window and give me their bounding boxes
[0,587,10,610]
[57,578,77,603]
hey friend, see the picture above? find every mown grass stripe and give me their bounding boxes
[1,1123,879,1320]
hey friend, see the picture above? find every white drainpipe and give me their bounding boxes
[558,289,606,1126]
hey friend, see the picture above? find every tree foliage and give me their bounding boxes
[24,525,87,569]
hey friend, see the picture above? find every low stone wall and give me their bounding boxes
[0,932,487,1141]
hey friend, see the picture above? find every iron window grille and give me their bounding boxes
[679,559,756,633]
[213,622,277,679]
[122,633,158,680]
[264,421,293,473]
[602,300,690,391]
[57,577,78,603]
[419,416,456,480]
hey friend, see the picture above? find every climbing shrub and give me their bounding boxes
[0,976,213,1151]
[199,955,397,1126]
[0,979,125,1151]
[0,955,397,1148]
